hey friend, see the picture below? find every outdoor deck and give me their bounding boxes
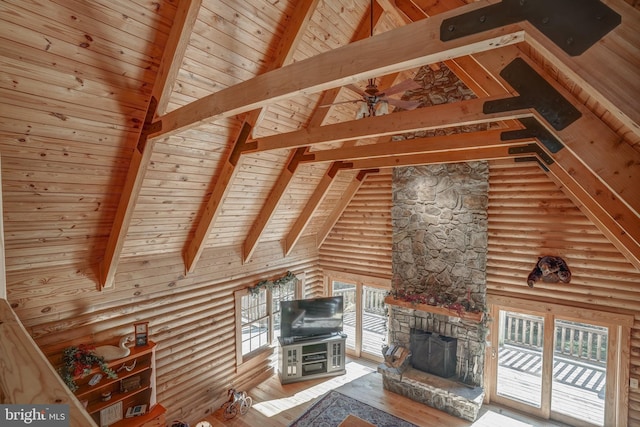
[343,311,387,357]
[498,344,605,425]
[343,312,605,426]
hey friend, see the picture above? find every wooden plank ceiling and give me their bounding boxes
[1,0,639,288]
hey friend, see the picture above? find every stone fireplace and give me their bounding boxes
[379,162,489,421]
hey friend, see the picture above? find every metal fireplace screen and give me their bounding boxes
[410,329,457,378]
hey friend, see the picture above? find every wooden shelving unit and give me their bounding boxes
[72,341,166,427]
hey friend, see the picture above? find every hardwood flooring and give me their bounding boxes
[201,358,572,427]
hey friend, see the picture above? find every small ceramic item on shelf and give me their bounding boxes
[88,373,102,386]
[93,335,133,362]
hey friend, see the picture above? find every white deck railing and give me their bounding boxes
[333,287,387,316]
[501,311,608,365]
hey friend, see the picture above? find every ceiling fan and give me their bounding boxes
[346,79,422,119]
[321,0,422,119]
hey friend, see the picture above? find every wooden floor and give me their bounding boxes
[201,358,572,427]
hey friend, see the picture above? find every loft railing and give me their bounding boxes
[501,311,608,365]
[0,298,96,426]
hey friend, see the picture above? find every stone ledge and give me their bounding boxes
[378,364,484,422]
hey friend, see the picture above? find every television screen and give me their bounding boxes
[281,296,343,340]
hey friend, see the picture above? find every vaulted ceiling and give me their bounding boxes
[1,0,638,289]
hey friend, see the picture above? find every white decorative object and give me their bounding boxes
[94,336,133,361]
[88,373,102,386]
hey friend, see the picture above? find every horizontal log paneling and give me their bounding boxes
[487,159,640,426]
[2,0,639,426]
[7,235,322,425]
[319,169,392,280]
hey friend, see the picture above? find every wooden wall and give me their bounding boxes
[487,159,640,426]
[319,169,393,279]
[7,235,322,424]
[319,160,640,426]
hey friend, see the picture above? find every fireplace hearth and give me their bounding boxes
[379,301,485,421]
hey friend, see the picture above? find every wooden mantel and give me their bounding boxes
[384,295,484,322]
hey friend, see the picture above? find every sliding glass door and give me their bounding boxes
[489,298,628,427]
[331,278,386,361]
[551,319,608,425]
[495,310,545,410]
[333,281,357,353]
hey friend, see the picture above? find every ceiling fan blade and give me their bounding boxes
[319,99,359,108]
[380,79,421,97]
[385,98,421,110]
[345,84,367,97]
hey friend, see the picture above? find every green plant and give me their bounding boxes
[58,344,117,392]
[248,271,298,296]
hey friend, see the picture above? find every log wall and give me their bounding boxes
[319,169,393,279]
[319,160,640,426]
[487,159,640,426]
[7,235,321,425]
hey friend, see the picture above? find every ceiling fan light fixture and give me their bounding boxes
[356,102,369,119]
[376,101,389,116]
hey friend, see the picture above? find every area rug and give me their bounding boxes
[289,390,418,427]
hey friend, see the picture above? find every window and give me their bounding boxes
[239,289,269,356]
[235,273,301,363]
[326,271,390,362]
[488,294,632,426]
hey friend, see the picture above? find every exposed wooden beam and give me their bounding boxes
[379,0,530,134]
[474,48,640,243]
[241,2,386,263]
[242,148,312,263]
[544,158,640,270]
[184,0,321,271]
[521,2,640,136]
[347,144,527,169]
[149,4,526,139]
[250,97,531,152]
[155,0,202,117]
[276,0,323,66]
[304,129,517,163]
[98,0,201,289]
[284,162,353,257]
[384,0,640,268]
[396,0,640,139]
[183,121,254,273]
[317,170,379,248]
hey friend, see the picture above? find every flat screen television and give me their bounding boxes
[280,296,343,341]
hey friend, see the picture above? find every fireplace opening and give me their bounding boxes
[410,328,457,378]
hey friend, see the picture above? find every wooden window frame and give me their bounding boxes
[234,273,304,366]
[487,294,633,427]
[324,270,390,361]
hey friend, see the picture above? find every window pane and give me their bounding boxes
[361,285,387,357]
[551,319,607,426]
[332,281,356,351]
[272,280,296,340]
[241,289,269,356]
[496,310,544,408]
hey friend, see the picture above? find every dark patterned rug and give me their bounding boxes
[289,390,418,427]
